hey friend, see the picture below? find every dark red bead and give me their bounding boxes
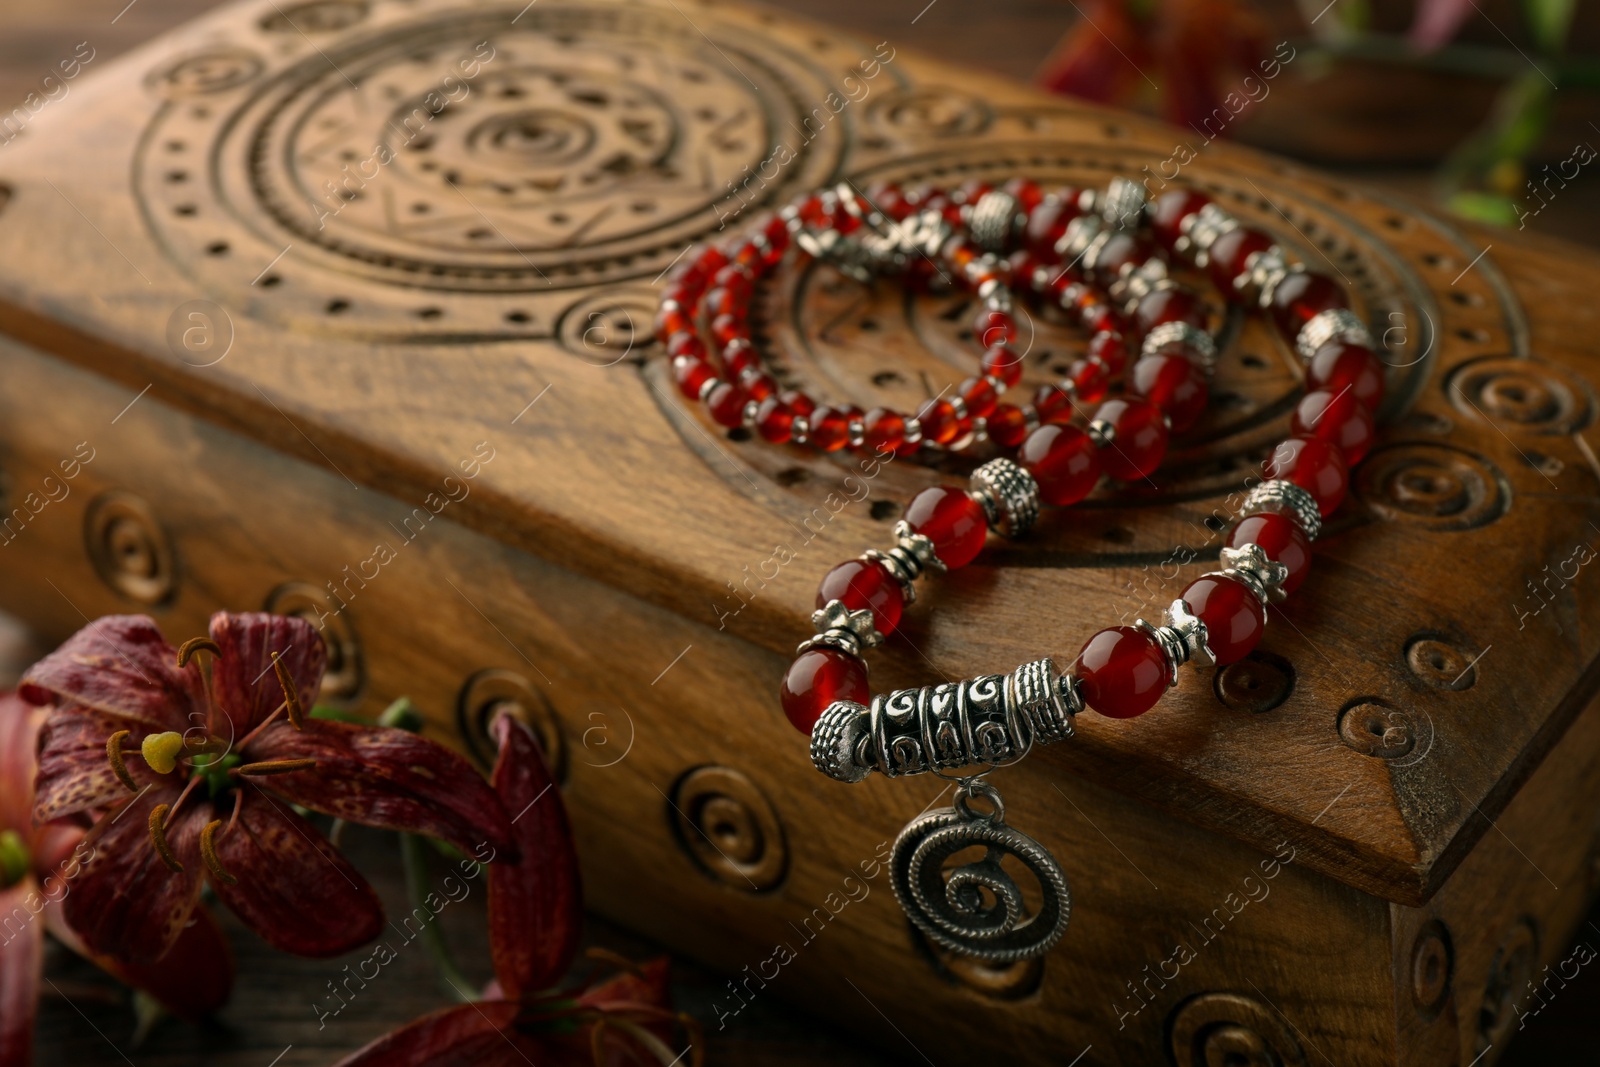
[780,648,870,734]
[817,559,905,636]
[1068,359,1112,403]
[738,370,776,402]
[722,338,758,376]
[1088,233,1155,284]
[1180,575,1263,666]
[1026,195,1080,258]
[1205,228,1275,295]
[671,357,715,401]
[973,308,1017,348]
[1132,354,1209,433]
[1074,626,1170,719]
[981,344,1025,388]
[707,382,748,428]
[904,486,989,568]
[756,396,794,443]
[1095,397,1169,481]
[960,376,998,419]
[666,332,705,361]
[1003,177,1044,212]
[809,406,854,452]
[780,389,816,418]
[1134,287,1207,336]
[710,312,746,348]
[1308,341,1385,411]
[1264,436,1348,517]
[655,304,692,344]
[1087,331,1128,375]
[864,407,912,456]
[1150,189,1211,249]
[1228,512,1311,595]
[1292,388,1376,465]
[987,404,1030,448]
[917,399,960,446]
[1269,271,1349,342]
[1033,384,1075,425]
[1020,424,1101,506]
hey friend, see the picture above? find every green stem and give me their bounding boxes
[400,833,476,1002]
[1296,33,1600,89]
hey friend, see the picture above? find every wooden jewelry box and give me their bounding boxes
[0,0,1597,1064]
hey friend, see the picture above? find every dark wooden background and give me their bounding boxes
[2,0,1598,1063]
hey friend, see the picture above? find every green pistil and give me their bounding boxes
[0,829,30,888]
[192,752,242,798]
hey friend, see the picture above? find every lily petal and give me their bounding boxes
[0,695,40,834]
[18,616,198,732]
[62,786,205,963]
[330,1000,554,1067]
[32,705,164,823]
[208,612,326,739]
[488,714,580,999]
[247,719,516,860]
[0,879,41,1067]
[209,786,383,958]
[578,957,672,1016]
[101,905,234,1019]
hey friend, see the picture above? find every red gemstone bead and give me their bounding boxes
[904,486,989,568]
[1269,271,1349,341]
[738,370,776,402]
[1134,287,1207,336]
[1180,575,1263,666]
[1033,384,1075,425]
[809,405,855,452]
[1292,388,1376,464]
[780,648,870,734]
[756,396,795,443]
[917,399,960,446]
[1089,233,1155,284]
[707,382,748,428]
[973,308,1017,348]
[1204,227,1275,294]
[1132,354,1209,433]
[1308,341,1385,411]
[666,332,705,361]
[864,407,911,456]
[655,304,692,345]
[1068,358,1112,403]
[1087,331,1128,375]
[987,403,1030,448]
[1150,189,1211,249]
[1074,626,1170,719]
[1095,397,1169,481]
[722,338,758,376]
[1003,177,1044,212]
[1228,512,1311,595]
[960,376,998,419]
[1264,436,1348,517]
[1026,195,1080,258]
[780,389,816,418]
[817,559,905,636]
[672,357,715,401]
[981,344,1025,388]
[710,312,746,348]
[1020,424,1101,506]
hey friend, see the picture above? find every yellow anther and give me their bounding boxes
[140,731,185,775]
[199,820,236,885]
[234,758,316,777]
[148,804,183,873]
[105,730,140,792]
[176,636,222,669]
[271,652,304,730]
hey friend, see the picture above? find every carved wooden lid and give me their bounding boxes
[0,0,1595,906]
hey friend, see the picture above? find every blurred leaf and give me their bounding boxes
[1447,191,1520,226]
[309,703,364,723]
[1411,0,1475,51]
[1523,0,1575,52]
[1336,0,1370,33]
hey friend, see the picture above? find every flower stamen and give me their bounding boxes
[199,819,237,885]
[270,651,305,730]
[105,730,140,792]
[175,636,222,669]
[148,803,184,873]
[233,758,317,777]
[140,731,185,775]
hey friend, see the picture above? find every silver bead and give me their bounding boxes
[1141,320,1218,373]
[1240,479,1321,540]
[1239,246,1289,305]
[791,414,810,444]
[740,400,760,428]
[811,699,872,783]
[1101,176,1148,231]
[969,190,1025,253]
[1080,230,1115,275]
[798,598,883,658]
[1088,418,1116,447]
[968,458,1041,539]
[1295,307,1373,361]
[1182,203,1237,267]
[1109,259,1169,309]
[863,520,946,598]
[1163,597,1214,667]
[1133,618,1186,688]
[1055,214,1104,264]
[696,377,718,402]
[1010,657,1075,745]
[1216,542,1290,609]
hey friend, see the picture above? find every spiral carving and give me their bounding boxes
[83,491,177,606]
[890,788,1069,962]
[1353,442,1509,531]
[1445,355,1594,435]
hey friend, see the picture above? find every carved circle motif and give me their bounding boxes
[1213,652,1296,714]
[1338,699,1419,761]
[1476,918,1538,1057]
[556,287,658,367]
[260,0,370,33]
[669,765,787,891]
[864,88,993,137]
[1404,634,1478,691]
[146,47,265,97]
[1445,355,1594,436]
[83,490,177,606]
[263,581,366,706]
[1168,991,1307,1067]
[1410,919,1453,1018]
[1354,442,1510,531]
[455,667,566,781]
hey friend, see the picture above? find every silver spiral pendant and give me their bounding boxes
[889,780,1070,962]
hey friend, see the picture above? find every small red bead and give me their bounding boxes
[1292,388,1376,465]
[1269,271,1349,341]
[666,332,705,361]
[986,404,1030,448]
[1264,436,1348,517]
[1088,233,1155,284]
[1132,354,1209,433]
[959,376,998,419]
[1134,287,1207,336]
[973,308,1017,348]
[707,383,749,428]
[1026,195,1080,258]
[780,389,815,418]
[1150,189,1211,249]
[981,344,1025,388]
[917,399,960,446]
[864,407,911,456]
[710,312,746,348]
[904,486,989,568]
[1087,331,1128,375]
[672,357,715,401]
[1308,341,1385,411]
[1074,626,1170,719]
[1095,397,1169,481]
[1228,513,1311,594]
[817,558,904,636]
[809,405,855,452]
[1032,384,1075,425]
[1020,424,1101,506]
[1003,177,1044,212]
[738,370,776,402]
[780,648,870,734]
[1180,575,1263,666]
[1205,228,1275,295]
[655,304,691,344]
[756,396,795,443]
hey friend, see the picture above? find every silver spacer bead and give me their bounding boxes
[791,414,810,444]
[1132,618,1186,688]
[1056,213,1104,264]
[1109,258,1169,310]
[811,699,872,783]
[1087,418,1116,447]
[1101,176,1148,231]
[1165,598,1215,667]
[968,457,1041,539]
[1080,230,1115,274]
[1009,657,1075,746]
[1240,479,1321,540]
[1182,203,1238,267]
[847,416,866,449]
[799,598,884,658]
[697,377,718,402]
[1239,246,1290,306]
[741,400,761,428]
[1054,671,1086,721]
[1141,320,1218,373]
[1076,188,1099,214]
[969,190,1025,253]
[1214,542,1290,610]
[901,416,924,446]
[1295,307,1373,361]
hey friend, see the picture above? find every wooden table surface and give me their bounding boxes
[3,1,1598,1064]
